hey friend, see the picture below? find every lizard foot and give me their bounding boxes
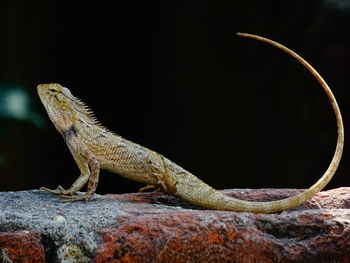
[139,185,157,192]
[40,185,72,195]
[59,193,94,202]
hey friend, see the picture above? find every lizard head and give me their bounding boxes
[37,83,97,133]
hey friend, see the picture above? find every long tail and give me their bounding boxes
[176,33,344,213]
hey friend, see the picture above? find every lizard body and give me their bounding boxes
[37,33,344,213]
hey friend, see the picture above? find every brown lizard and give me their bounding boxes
[37,33,344,213]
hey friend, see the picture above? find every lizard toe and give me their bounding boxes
[60,193,94,202]
[40,186,63,195]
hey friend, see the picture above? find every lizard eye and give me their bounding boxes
[49,88,57,93]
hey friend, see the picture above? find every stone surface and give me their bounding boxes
[0,230,45,263]
[0,188,350,262]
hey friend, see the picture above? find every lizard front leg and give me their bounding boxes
[40,173,89,196]
[40,129,100,201]
[60,157,100,202]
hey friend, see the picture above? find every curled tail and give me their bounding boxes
[176,33,344,213]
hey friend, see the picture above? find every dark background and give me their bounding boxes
[0,0,349,194]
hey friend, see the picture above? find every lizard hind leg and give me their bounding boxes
[151,155,178,195]
[139,185,158,192]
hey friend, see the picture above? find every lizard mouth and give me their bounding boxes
[36,87,47,108]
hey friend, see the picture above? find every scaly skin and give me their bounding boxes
[37,33,344,213]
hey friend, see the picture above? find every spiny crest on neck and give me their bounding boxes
[74,96,103,126]
[73,94,115,134]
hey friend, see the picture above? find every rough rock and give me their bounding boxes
[0,188,350,262]
[0,231,45,263]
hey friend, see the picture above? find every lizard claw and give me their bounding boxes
[59,193,94,202]
[41,185,94,202]
[40,185,76,197]
[40,186,68,195]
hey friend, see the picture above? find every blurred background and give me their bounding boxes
[0,0,349,194]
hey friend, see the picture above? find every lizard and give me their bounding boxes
[37,33,344,213]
